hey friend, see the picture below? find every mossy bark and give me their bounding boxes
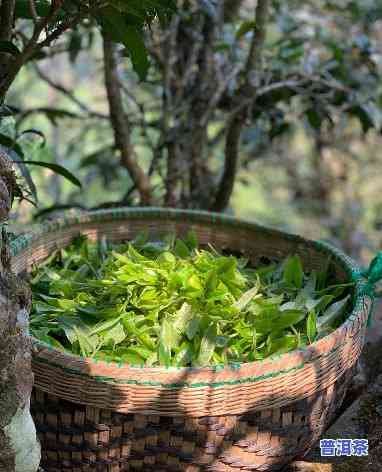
[0,151,40,471]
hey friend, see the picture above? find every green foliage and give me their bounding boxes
[30,233,354,367]
[0,121,81,203]
[21,161,81,188]
[9,0,176,80]
[92,0,176,79]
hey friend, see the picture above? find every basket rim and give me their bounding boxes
[13,207,369,385]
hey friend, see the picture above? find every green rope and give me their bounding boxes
[353,252,382,327]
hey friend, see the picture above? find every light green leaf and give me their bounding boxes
[234,283,260,310]
[160,319,181,351]
[317,295,351,330]
[196,324,217,366]
[306,310,317,343]
[173,303,193,333]
[158,340,171,366]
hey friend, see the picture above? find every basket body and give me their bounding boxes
[11,208,370,472]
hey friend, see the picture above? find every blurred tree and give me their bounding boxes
[6,0,380,225]
[0,1,175,470]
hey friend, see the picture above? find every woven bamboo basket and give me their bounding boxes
[11,208,373,472]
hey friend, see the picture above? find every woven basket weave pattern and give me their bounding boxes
[32,370,353,472]
[11,209,369,471]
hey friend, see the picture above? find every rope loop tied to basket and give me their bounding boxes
[352,251,382,327]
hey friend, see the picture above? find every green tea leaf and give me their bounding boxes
[174,342,194,366]
[265,333,299,356]
[173,303,193,333]
[234,282,260,310]
[196,324,217,366]
[306,310,317,343]
[30,232,354,367]
[184,230,198,251]
[283,255,303,288]
[174,239,190,258]
[185,316,199,340]
[253,308,306,334]
[317,295,351,330]
[185,274,202,293]
[99,322,126,349]
[205,270,218,295]
[160,319,181,351]
[158,340,171,366]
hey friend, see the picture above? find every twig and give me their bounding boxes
[37,12,84,50]
[33,64,109,119]
[28,0,39,24]
[211,0,271,212]
[243,0,270,92]
[200,64,242,127]
[0,4,60,98]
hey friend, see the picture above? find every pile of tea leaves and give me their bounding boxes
[29,233,354,367]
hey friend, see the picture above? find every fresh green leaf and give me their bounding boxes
[174,239,190,258]
[306,310,317,343]
[196,324,217,366]
[317,295,351,330]
[234,283,260,310]
[283,255,303,288]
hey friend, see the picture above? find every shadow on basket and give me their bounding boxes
[31,338,358,472]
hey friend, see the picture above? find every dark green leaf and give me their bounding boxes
[0,41,20,56]
[283,255,303,288]
[99,7,150,80]
[20,161,82,188]
[317,295,351,330]
[19,129,46,147]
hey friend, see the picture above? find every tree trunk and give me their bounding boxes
[102,36,152,206]
[0,150,40,472]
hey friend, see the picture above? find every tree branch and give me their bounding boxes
[211,0,271,212]
[243,0,270,92]
[223,0,244,22]
[102,36,152,205]
[0,0,16,95]
[210,113,243,212]
[33,64,109,119]
[0,3,85,101]
[36,11,84,49]
[28,0,39,24]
